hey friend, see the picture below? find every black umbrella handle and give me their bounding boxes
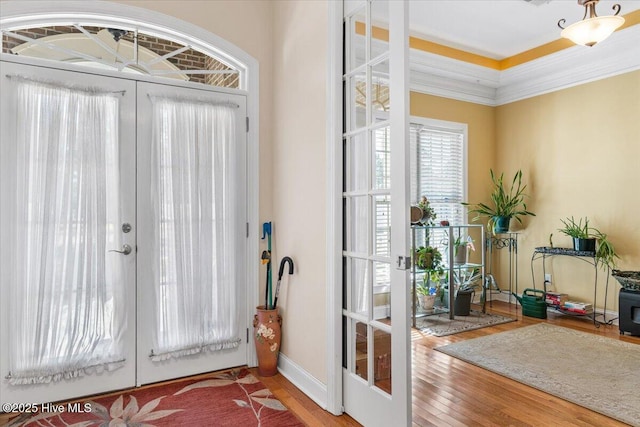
[278,256,294,280]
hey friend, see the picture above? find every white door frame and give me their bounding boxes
[0,0,261,369]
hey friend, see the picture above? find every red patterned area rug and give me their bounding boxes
[7,369,304,427]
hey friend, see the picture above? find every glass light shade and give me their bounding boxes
[561,15,625,46]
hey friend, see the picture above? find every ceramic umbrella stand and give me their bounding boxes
[253,305,282,376]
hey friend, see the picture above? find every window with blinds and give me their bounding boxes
[410,121,466,223]
[372,118,467,291]
[409,118,467,253]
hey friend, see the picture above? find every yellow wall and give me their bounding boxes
[412,72,640,313]
[496,71,640,311]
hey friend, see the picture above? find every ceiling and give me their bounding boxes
[407,0,640,60]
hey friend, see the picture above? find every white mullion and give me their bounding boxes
[370,320,391,334]
[73,24,130,68]
[342,250,370,260]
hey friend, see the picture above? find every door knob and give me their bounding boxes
[109,244,132,255]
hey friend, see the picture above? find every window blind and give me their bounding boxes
[410,124,465,226]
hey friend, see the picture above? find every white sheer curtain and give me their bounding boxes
[8,79,126,384]
[149,96,240,361]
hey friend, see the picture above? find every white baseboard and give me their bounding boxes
[277,352,328,410]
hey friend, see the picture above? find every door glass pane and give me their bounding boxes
[346,7,367,72]
[369,0,389,59]
[354,320,368,380]
[348,196,369,254]
[374,195,391,256]
[350,258,370,315]
[347,132,368,192]
[372,327,391,394]
[348,72,367,130]
[374,126,390,189]
[374,261,390,325]
[371,59,389,114]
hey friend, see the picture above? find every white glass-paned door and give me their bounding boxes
[0,61,136,404]
[136,82,247,385]
[342,1,411,425]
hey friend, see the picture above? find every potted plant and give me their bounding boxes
[452,268,482,316]
[462,169,535,234]
[558,216,619,269]
[453,235,475,265]
[414,245,443,271]
[411,195,437,226]
[416,280,438,311]
[558,216,595,251]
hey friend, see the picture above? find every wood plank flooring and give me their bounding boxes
[2,301,638,426]
[263,300,639,427]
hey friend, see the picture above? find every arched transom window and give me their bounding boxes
[2,24,241,88]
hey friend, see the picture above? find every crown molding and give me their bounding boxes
[410,25,640,106]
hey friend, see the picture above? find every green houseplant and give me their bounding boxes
[415,246,444,311]
[463,169,535,234]
[414,245,443,272]
[558,216,619,269]
[411,195,437,226]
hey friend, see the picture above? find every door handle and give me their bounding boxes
[109,244,132,255]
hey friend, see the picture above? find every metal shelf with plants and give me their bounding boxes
[411,224,486,327]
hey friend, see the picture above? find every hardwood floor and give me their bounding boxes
[2,302,638,426]
[265,300,639,427]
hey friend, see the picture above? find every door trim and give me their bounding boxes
[325,0,344,416]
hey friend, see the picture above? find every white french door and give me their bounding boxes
[0,61,137,404]
[342,1,411,426]
[0,59,247,404]
[136,81,247,385]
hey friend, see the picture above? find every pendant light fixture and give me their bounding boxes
[558,0,625,47]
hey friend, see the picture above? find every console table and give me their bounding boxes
[530,246,614,326]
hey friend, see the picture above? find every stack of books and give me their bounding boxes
[562,301,593,314]
[545,292,568,306]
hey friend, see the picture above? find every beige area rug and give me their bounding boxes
[415,309,515,336]
[435,324,640,426]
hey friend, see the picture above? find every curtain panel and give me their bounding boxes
[149,97,240,361]
[8,80,126,385]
